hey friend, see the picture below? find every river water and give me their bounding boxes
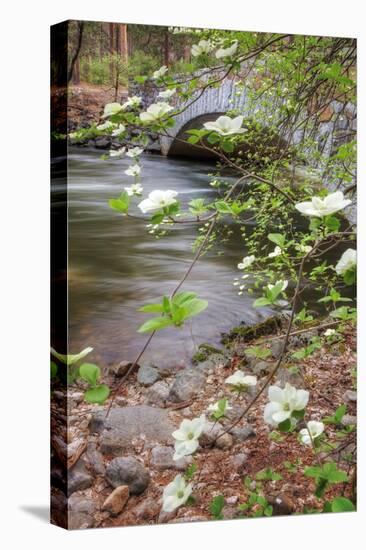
[67,147,272,369]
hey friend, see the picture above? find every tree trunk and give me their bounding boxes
[164,29,170,66]
[109,22,115,83]
[120,24,128,63]
[72,57,80,84]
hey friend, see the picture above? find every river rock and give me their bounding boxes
[168,368,207,403]
[230,425,256,442]
[85,443,105,475]
[68,462,93,496]
[343,389,357,403]
[108,360,132,378]
[94,137,111,149]
[102,485,129,516]
[150,445,192,471]
[137,365,160,386]
[253,361,270,375]
[231,453,248,470]
[145,381,171,407]
[68,511,94,530]
[90,405,174,454]
[199,421,232,449]
[271,340,285,359]
[134,497,160,521]
[106,457,150,495]
[68,495,97,515]
[341,414,357,427]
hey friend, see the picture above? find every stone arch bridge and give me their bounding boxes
[129,73,356,161]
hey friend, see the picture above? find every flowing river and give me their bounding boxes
[67,146,271,369]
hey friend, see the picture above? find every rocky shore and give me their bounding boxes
[51,315,356,529]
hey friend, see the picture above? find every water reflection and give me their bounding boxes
[67,148,270,368]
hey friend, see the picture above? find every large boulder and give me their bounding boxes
[90,405,175,455]
[106,457,150,495]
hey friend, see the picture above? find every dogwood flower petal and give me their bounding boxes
[162,474,192,512]
[295,191,351,218]
[215,41,238,59]
[335,248,356,275]
[204,115,246,135]
[138,189,178,213]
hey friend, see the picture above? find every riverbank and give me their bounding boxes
[51,314,356,529]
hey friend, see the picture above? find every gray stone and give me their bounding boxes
[108,360,132,378]
[150,446,174,470]
[343,390,357,403]
[341,414,357,427]
[215,432,233,450]
[168,515,208,524]
[253,361,270,375]
[230,425,256,442]
[94,137,111,149]
[158,509,177,523]
[102,485,129,516]
[199,421,232,449]
[231,453,248,470]
[85,443,105,475]
[146,381,171,407]
[137,365,160,386]
[134,497,160,520]
[106,456,150,495]
[222,506,238,520]
[68,462,93,496]
[91,405,174,455]
[168,368,207,403]
[149,445,192,471]
[68,495,97,515]
[271,340,285,359]
[226,495,239,505]
[68,511,94,530]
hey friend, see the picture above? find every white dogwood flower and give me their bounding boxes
[225,371,257,390]
[295,191,351,218]
[268,246,282,258]
[191,39,213,57]
[111,124,126,137]
[299,421,324,446]
[121,96,142,109]
[238,255,255,269]
[158,88,176,100]
[102,102,122,118]
[126,147,144,158]
[109,147,126,159]
[124,183,143,196]
[264,383,309,427]
[153,65,168,79]
[215,41,238,59]
[324,328,336,337]
[124,164,141,177]
[335,248,356,275]
[204,115,246,136]
[172,415,206,460]
[297,243,312,254]
[139,102,173,123]
[96,120,115,131]
[138,190,178,213]
[162,474,192,512]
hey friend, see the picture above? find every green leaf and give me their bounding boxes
[172,292,197,306]
[278,418,292,432]
[343,269,356,285]
[324,215,340,232]
[215,200,232,214]
[50,361,58,379]
[151,213,164,224]
[221,140,234,153]
[253,297,271,308]
[84,384,110,404]
[79,363,101,386]
[209,495,225,519]
[184,463,197,481]
[137,316,173,333]
[187,135,200,145]
[181,298,208,319]
[268,233,285,248]
[330,497,355,512]
[50,346,93,366]
[138,303,165,313]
